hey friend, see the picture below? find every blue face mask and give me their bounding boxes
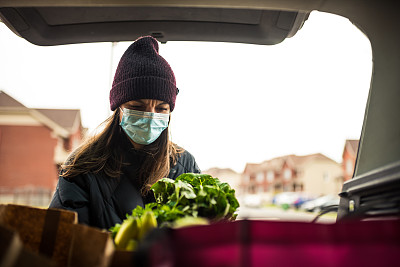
[120,108,170,145]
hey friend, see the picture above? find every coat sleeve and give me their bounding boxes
[168,149,201,179]
[48,176,91,225]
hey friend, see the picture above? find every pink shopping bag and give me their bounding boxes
[134,219,400,267]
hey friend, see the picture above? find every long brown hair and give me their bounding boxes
[61,109,181,195]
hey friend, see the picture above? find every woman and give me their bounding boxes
[49,36,201,230]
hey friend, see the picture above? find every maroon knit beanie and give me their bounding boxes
[109,36,178,111]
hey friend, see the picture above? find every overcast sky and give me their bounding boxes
[0,11,372,173]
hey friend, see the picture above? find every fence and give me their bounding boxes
[0,186,53,207]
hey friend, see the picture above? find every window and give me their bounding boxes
[284,169,292,180]
[256,172,264,183]
[323,172,330,182]
[267,171,275,182]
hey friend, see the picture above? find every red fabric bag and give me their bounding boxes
[135,219,400,267]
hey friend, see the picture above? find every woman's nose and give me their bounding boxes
[145,106,156,113]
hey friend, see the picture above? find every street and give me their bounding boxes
[236,205,336,224]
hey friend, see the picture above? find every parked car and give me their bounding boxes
[301,195,340,213]
[243,194,262,208]
[273,192,315,210]
[272,192,300,207]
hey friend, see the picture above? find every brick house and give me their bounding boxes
[0,91,84,206]
[342,139,359,182]
[241,153,343,201]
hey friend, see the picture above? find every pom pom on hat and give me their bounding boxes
[109,36,178,111]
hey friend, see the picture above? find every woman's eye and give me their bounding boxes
[130,106,143,110]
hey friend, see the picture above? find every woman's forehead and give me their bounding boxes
[124,99,169,105]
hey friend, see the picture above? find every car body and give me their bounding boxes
[243,194,263,208]
[301,195,340,213]
[273,192,315,209]
[272,192,299,206]
[0,0,399,221]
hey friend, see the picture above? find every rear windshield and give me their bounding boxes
[0,11,372,220]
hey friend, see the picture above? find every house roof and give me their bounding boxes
[343,139,359,158]
[0,90,82,136]
[294,153,336,164]
[203,167,238,176]
[243,163,263,174]
[0,90,26,108]
[35,108,81,132]
[245,153,338,175]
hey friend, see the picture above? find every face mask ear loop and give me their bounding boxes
[167,114,172,143]
[118,107,125,127]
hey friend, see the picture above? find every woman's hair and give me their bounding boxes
[61,109,182,195]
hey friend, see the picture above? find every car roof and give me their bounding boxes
[0,5,309,46]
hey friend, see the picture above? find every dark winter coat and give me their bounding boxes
[48,136,201,230]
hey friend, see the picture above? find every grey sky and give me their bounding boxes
[0,11,372,172]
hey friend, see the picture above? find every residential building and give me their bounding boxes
[342,139,359,182]
[0,91,84,206]
[241,153,343,201]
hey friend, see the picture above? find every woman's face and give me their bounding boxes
[119,99,171,149]
[119,99,170,120]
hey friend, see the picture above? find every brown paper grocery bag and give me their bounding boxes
[0,204,77,267]
[109,250,135,267]
[68,223,115,267]
[0,224,55,267]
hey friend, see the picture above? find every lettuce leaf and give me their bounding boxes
[126,173,240,226]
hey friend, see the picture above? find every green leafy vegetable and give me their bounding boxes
[109,223,121,239]
[148,173,239,225]
[109,173,240,250]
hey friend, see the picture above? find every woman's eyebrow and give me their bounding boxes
[127,100,144,105]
